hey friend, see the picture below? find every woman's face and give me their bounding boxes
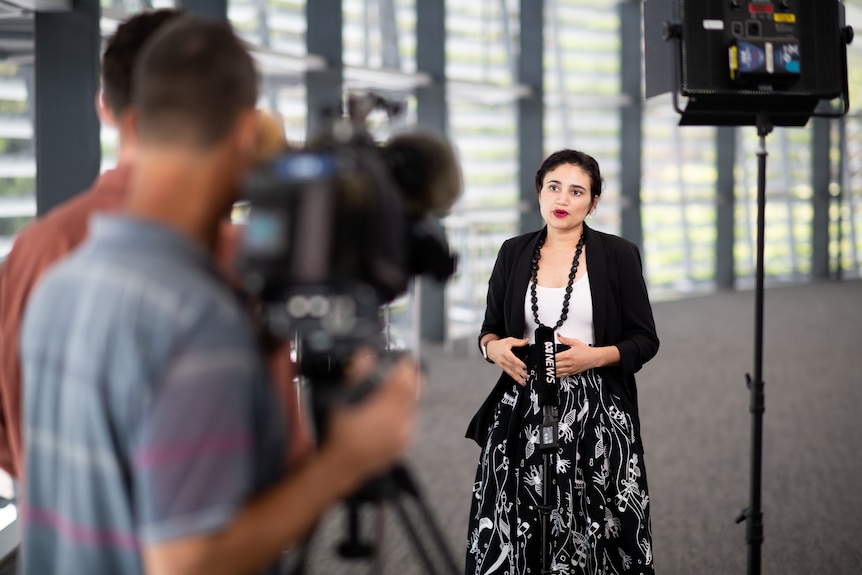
[538,163,596,232]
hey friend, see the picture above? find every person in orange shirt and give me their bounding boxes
[0,9,310,482]
[0,9,181,480]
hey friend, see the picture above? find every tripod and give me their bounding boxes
[283,350,460,575]
[284,463,460,575]
[733,112,772,575]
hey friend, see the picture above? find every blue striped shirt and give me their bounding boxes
[20,215,286,574]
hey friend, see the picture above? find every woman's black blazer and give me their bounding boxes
[466,224,660,445]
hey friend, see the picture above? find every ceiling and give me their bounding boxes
[1,1,861,70]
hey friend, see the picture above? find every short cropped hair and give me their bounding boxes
[534,149,604,199]
[132,17,258,148]
[101,9,183,120]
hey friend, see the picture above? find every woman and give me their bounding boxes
[466,150,659,574]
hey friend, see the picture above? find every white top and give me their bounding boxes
[523,273,594,345]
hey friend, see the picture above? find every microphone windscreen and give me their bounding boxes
[382,131,462,216]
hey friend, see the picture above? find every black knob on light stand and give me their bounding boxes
[662,20,682,41]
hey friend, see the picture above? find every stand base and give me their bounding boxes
[284,464,459,575]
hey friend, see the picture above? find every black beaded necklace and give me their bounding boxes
[530,230,586,329]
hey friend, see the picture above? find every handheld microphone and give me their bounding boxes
[534,325,558,407]
[533,325,559,451]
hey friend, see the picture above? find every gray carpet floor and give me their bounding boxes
[303,278,862,575]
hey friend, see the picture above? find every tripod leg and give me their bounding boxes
[387,465,461,575]
[337,500,375,560]
[389,495,451,575]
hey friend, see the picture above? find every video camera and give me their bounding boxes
[236,94,460,379]
[237,99,464,573]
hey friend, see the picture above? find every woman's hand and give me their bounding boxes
[486,337,530,386]
[554,335,620,378]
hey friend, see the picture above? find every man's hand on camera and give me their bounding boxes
[321,352,421,489]
[141,352,421,575]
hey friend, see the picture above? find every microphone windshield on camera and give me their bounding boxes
[381,130,462,216]
[237,96,463,340]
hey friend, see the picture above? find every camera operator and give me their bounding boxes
[0,8,183,483]
[20,16,420,575]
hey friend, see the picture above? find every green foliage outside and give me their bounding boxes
[0,177,34,198]
[0,216,31,237]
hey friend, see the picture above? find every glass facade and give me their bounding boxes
[734,125,815,282]
[642,96,718,297]
[0,61,33,256]
[545,0,621,234]
[1,0,861,310]
[841,114,862,277]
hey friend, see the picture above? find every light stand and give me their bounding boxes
[643,3,854,574]
[733,113,771,575]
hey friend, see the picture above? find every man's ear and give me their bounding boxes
[96,91,118,128]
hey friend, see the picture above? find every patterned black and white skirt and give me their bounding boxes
[466,369,654,575]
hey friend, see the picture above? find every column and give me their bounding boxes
[415,0,447,342]
[34,0,101,215]
[518,0,544,234]
[619,0,644,249]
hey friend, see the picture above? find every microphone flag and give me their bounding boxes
[533,325,559,408]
